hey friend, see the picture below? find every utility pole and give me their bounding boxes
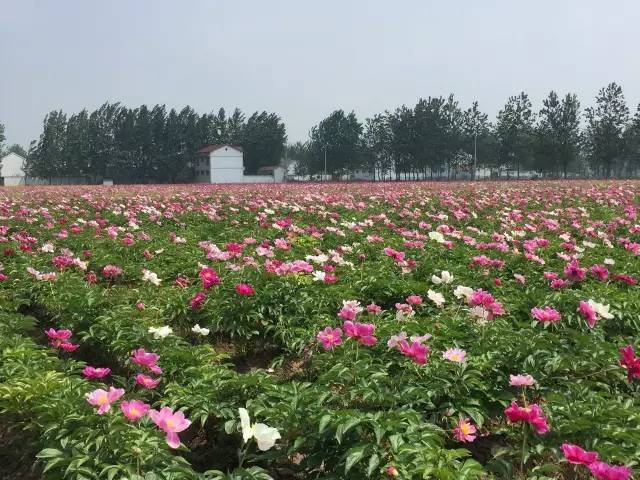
[324,146,327,182]
[473,130,478,181]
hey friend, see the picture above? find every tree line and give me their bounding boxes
[292,82,640,180]
[21,104,286,183]
[2,82,640,183]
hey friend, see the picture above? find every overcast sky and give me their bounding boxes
[1,0,639,147]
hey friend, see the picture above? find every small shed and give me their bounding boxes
[0,152,27,186]
[257,165,286,182]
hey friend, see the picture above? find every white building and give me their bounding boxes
[0,152,27,186]
[194,144,284,183]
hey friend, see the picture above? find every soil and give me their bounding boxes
[0,418,41,480]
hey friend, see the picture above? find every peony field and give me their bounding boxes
[0,180,639,480]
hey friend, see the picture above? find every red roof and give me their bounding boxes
[196,144,243,155]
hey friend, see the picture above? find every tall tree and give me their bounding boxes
[241,112,287,174]
[496,92,535,178]
[5,144,28,157]
[0,122,5,154]
[26,110,67,178]
[286,141,313,178]
[309,110,362,179]
[622,104,640,176]
[584,83,629,178]
[362,113,393,180]
[535,92,581,178]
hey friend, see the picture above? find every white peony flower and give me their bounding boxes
[587,300,614,320]
[604,258,615,265]
[142,269,162,286]
[191,324,210,336]
[238,408,281,451]
[431,271,454,284]
[427,289,446,308]
[148,326,173,339]
[429,231,445,243]
[454,285,474,300]
[312,270,326,282]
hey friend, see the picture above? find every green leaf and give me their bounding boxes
[345,444,368,473]
[367,453,380,477]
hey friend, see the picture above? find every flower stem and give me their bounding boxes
[520,423,528,475]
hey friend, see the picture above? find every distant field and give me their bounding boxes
[0,180,638,479]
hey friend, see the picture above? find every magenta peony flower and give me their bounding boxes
[398,340,429,364]
[45,328,72,346]
[316,327,343,350]
[560,443,598,465]
[83,366,111,379]
[531,306,561,323]
[504,401,549,434]
[590,264,609,282]
[619,345,640,382]
[86,386,124,415]
[588,461,632,480]
[121,400,150,422]
[577,301,598,328]
[149,407,191,449]
[199,267,220,289]
[343,320,377,346]
[453,418,477,443]
[564,260,586,281]
[189,291,207,310]
[235,283,255,296]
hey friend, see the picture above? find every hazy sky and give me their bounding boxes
[1,0,639,147]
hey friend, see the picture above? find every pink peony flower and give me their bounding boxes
[504,401,549,434]
[367,303,382,314]
[442,348,466,363]
[453,418,477,443]
[316,327,343,350]
[531,306,561,323]
[82,366,111,379]
[397,340,429,364]
[86,386,125,415]
[149,407,192,449]
[386,466,399,477]
[130,348,162,374]
[509,374,535,387]
[235,283,255,296]
[343,320,377,346]
[588,462,632,480]
[406,295,423,306]
[577,301,598,328]
[45,328,72,347]
[102,265,123,278]
[560,443,599,465]
[121,400,150,422]
[59,342,80,352]
[550,278,570,289]
[135,373,160,389]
